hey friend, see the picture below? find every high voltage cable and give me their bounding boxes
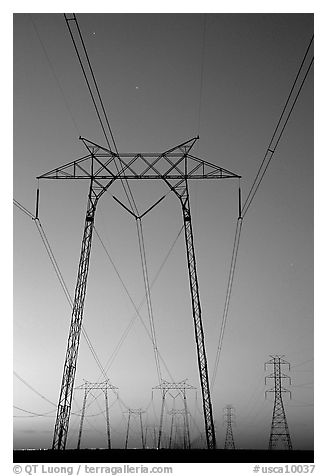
[13,199,35,220]
[14,199,109,383]
[64,13,139,216]
[31,11,137,213]
[14,371,57,407]
[94,224,182,380]
[102,193,172,386]
[13,406,56,418]
[14,197,178,416]
[292,358,314,369]
[35,219,109,381]
[28,14,81,137]
[76,221,184,421]
[65,14,117,155]
[13,373,114,419]
[196,13,207,142]
[136,218,162,385]
[15,195,183,380]
[211,35,313,387]
[211,216,243,387]
[241,36,313,217]
[34,219,129,410]
[14,200,130,415]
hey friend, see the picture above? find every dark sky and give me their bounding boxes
[13,13,313,450]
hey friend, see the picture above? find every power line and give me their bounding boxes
[211,216,243,387]
[291,359,314,369]
[94,222,184,381]
[13,199,35,220]
[211,35,313,385]
[14,198,110,382]
[64,13,139,216]
[197,13,207,140]
[136,218,162,384]
[14,195,178,419]
[28,14,81,136]
[13,371,57,407]
[13,406,57,418]
[241,36,313,218]
[34,219,109,380]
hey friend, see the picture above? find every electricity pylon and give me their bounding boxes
[75,379,117,450]
[168,409,190,449]
[144,425,158,449]
[124,408,146,449]
[223,404,236,450]
[265,355,293,450]
[38,137,240,450]
[152,379,195,449]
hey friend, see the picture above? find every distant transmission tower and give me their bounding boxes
[168,409,190,449]
[224,404,236,449]
[265,355,293,450]
[152,379,195,449]
[75,379,117,450]
[124,408,146,449]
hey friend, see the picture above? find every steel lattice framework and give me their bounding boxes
[75,379,117,450]
[38,136,240,450]
[152,379,196,449]
[223,404,236,450]
[168,409,190,449]
[123,409,146,449]
[265,355,293,450]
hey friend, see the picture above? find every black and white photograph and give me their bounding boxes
[12,7,315,470]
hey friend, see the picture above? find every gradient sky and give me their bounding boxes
[13,13,313,450]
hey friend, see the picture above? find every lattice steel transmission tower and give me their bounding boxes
[265,355,293,450]
[168,409,190,449]
[223,404,236,450]
[124,409,146,449]
[38,136,240,450]
[144,425,158,449]
[152,379,196,449]
[75,379,117,450]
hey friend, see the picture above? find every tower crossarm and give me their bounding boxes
[75,379,118,392]
[265,373,291,385]
[37,137,241,182]
[152,379,196,392]
[168,409,189,415]
[265,386,292,397]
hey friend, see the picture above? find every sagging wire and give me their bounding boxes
[211,35,313,387]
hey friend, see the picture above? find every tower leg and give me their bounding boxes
[144,427,148,449]
[169,413,174,449]
[77,389,88,450]
[183,393,191,449]
[157,391,166,449]
[52,184,98,450]
[104,389,111,449]
[178,184,216,450]
[140,413,145,449]
[125,412,131,450]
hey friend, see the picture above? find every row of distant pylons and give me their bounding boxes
[74,355,292,450]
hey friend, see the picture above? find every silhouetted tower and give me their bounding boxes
[124,409,146,449]
[75,379,117,450]
[40,13,240,451]
[153,379,195,449]
[145,425,157,449]
[168,409,190,449]
[223,404,236,450]
[265,355,293,450]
